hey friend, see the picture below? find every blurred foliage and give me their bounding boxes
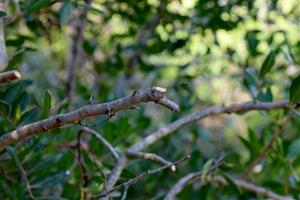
[1,0,300,199]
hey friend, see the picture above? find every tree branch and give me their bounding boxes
[81,127,120,162]
[0,87,178,152]
[212,176,293,200]
[126,151,175,171]
[242,114,292,179]
[166,173,292,200]
[77,130,90,200]
[66,0,92,102]
[100,100,292,197]
[128,100,290,152]
[0,70,22,84]
[94,155,190,199]
[165,157,224,200]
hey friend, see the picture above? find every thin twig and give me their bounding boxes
[77,130,89,200]
[81,127,120,162]
[242,115,292,179]
[6,147,36,200]
[0,0,8,70]
[66,0,92,102]
[165,157,224,200]
[121,186,129,200]
[93,155,190,199]
[0,87,178,151]
[126,151,175,171]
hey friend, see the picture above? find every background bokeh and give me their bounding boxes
[1,0,300,199]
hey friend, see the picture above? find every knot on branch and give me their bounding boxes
[145,87,179,112]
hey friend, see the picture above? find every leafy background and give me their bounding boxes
[1,0,300,199]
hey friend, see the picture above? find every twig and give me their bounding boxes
[6,147,36,200]
[77,130,89,200]
[0,0,8,70]
[165,157,224,200]
[93,155,190,199]
[126,151,175,171]
[242,115,292,179]
[121,186,129,200]
[212,176,293,200]
[0,70,22,83]
[81,127,120,162]
[0,87,178,152]
[66,0,92,102]
[128,100,291,152]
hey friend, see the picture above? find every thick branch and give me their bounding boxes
[129,100,290,152]
[0,87,178,152]
[81,127,120,162]
[0,70,22,83]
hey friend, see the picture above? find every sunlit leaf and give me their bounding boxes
[289,74,300,103]
[260,50,276,79]
[43,90,52,118]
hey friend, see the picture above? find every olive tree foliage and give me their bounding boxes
[0,0,300,199]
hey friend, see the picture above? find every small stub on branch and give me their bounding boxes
[0,70,22,84]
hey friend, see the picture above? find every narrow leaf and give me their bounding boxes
[221,173,241,194]
[0,11,6,18]
[259,50,276,79]
[289,75,300,103]
[201,159,213,182]
[43,90,52,118]
[0,100,11,117]
[59,1,73,26]
[26,0,51,14]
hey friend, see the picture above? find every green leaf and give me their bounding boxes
[0,100,11,117]
[43,90,52,118]
[73,1,105,14]
[6,147,22,167]
[18,107,39,126]
[259,50,276,79]
[0,11,6,18]
[289,74,300,103]
[288,138,300,160]
[221,173,241,194]
[201,159,213,182]
[59,1,73,26]
[257,87,273,102]
[26,0,51,14]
